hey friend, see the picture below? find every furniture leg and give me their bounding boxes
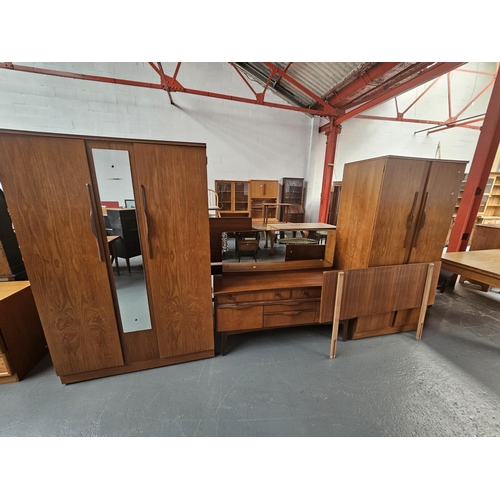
[126,256,131,274]
[269,231,275,255]
[221,332,227,356]
[416,263,435,340]
[111,243,120,276]
[330,271,345,359]
[341,320,348,342]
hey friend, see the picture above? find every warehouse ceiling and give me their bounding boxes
[0,61,467,120]
[232,62,463,117]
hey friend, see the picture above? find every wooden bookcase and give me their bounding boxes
[480,172,500,223]
[448,171,500,243]
[280,177,305,222]
[250,179,279,221]
[453,171,500,226]
[215,180,250,217]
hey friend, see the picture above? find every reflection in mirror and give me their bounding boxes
[222,230,326,263]
[91,149,152,333]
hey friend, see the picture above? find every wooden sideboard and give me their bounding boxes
[214,269,326,355]
[0,282,47,383]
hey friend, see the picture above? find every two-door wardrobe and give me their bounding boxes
[0,130,214,384]
[334,155,467,339]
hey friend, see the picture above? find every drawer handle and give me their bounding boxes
[302,290,308,296]
[275,292,281,297]
[232,304,258,310]
[227,294,234,300]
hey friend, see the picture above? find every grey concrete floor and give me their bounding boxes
[1,279,500,437]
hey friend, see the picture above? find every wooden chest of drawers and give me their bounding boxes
[214,269,325,355]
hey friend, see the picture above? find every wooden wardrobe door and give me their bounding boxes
[368,158,429,267]
[334,158,386,270]
[131,143,214,358]
[407,161,465,264]
[0,134,124,376]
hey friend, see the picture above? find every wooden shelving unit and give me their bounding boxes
[281,177,305,222]
[448,171,500,243]
[215,180,250,217]
[250,179,279,221]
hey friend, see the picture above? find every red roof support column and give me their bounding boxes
[447,72,500,253]
[318,120,341,222]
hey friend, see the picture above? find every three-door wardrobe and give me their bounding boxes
[0,129,215,384]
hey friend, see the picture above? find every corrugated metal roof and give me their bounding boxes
[235,62,375,108]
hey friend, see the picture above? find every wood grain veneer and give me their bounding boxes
[0,134,124,376]
[132,143,214,359]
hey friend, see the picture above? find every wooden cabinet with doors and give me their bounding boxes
[334,155,466,339]
[250,179,279,221]
[215,180,250,217]
[280,177,305,223]
[0,130,214,384]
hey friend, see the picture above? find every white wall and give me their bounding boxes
[0,61,312,206]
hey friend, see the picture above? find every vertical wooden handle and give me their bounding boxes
[141,185,153,259]
[403,191,419,249]
[413,192,429,248]
[86,183,104,262]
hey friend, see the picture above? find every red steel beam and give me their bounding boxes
[318,121,341,222]
[157,62,174,104]
[230,62,259,97]
[1,62,164,90]
[335,62,466,125]
[455,79,495,120]
[401,77,442,115]
[0,62,332,117]
[173,63,182,80]
[335,63,434,110]
[447,72,500,253]
[355,116,445,125]
[262,62,337,115]
[456,69,497,76]
[327,62,408,106]
[427,117,484,134]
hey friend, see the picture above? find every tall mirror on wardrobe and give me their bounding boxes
[91,148,152,333]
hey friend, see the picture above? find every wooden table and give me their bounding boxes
[441,249,500,288]
[262,203,293,224]
[107,235,121,275]
[459,225,500,291]
[254,222,336,254]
